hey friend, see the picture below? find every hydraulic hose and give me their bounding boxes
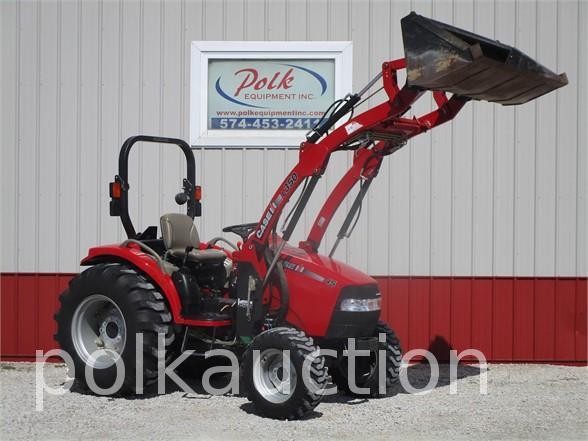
[306,94,360,143]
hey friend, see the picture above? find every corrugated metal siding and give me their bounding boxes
[1,0,586,277]
[2,273,586,362]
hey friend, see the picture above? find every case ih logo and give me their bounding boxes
[214,63,328,109]
[256,172,298,239]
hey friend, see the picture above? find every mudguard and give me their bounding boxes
[80,244,231,327]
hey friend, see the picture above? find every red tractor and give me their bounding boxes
[55,13,566,419]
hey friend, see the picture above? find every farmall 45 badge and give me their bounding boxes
[208,59,335,130]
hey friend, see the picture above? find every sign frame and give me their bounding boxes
[190,41,353,147]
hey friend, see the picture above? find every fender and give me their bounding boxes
[80,244,231,327]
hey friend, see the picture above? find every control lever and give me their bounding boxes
[182,246,194,267]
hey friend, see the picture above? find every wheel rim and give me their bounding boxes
[253,348,297,404]
[71,294,127,369]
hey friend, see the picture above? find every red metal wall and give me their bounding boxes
[1,273,586,362]
[1,273,74,360]
[374,276,586,363]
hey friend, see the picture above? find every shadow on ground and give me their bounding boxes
[68,336,486,419]
[68,360,484,419]
[322,362,484,404]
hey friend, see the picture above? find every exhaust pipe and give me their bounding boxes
[401,12,568,105]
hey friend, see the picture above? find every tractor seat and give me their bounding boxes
[160,213,226,264]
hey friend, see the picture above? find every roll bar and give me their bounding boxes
[109,135,201,239]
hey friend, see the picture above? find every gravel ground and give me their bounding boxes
[1,362,587,440]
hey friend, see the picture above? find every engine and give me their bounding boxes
[171,257,234,319]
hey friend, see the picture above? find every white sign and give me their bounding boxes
[191,42,353,147]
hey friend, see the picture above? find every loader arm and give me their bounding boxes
[233,11,567,296]
[301,144,385,254]
[233,58,468,278]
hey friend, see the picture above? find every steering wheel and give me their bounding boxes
[222,222,258,241]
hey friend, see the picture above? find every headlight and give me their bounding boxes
[340,297,381,312]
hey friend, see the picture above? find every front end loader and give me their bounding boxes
[55,13,566,419]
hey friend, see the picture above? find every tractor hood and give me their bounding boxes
[280,244,376,287]
[280,244,379,337]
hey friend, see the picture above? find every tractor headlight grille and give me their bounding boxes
[340,297,381,312]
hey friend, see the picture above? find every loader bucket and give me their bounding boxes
[400,12,568,105]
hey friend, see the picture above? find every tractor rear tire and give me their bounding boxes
[331,321,402,398]
[241,327,328,420]
[54,263,176,395]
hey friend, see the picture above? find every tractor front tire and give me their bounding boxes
[331,321,402,398]
[241,327,328,420]
[55,263,176,395]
